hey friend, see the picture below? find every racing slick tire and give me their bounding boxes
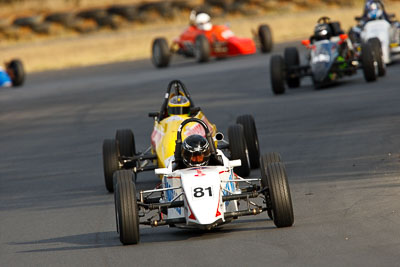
[116,129,136,157]
[284,47,301,88]
[236,114,260,169]
[258,24,273,53]
[361,42,377,82]
[152,37,171,68]
[260,158,294,228]
[7,59,25,87]
[270,55,286,95]
[260,152,282,220]
[194,34,210,63]
[264,152,282,166]
[103,139,120,193]
[368,37,386,77]
[228,124,251,177]
[114,170,140,245]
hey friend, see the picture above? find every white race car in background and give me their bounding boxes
[113,118,294,245]
[350,15,400,65]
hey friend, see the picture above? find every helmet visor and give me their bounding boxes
[168,106,190,115]
[182,149,210,167]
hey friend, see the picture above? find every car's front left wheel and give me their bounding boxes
[368,37,385,77]
[260,155,294,228]
[7,59,25,87]
[152,37,171,68]
[361,42,377,82]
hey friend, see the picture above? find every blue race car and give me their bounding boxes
[0,59,25,87]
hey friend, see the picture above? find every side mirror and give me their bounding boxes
[155,168,171,175]
[228,159,241,168]
[355,16,362,21]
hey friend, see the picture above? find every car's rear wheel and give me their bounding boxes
[114,170,140,245]
[258,24,273,53]
[260,156,294,228]
[103,139,120,193]
[152,37,170,68]
[284,47,301,88]
[195,34,210,63]
[368,37,385,77]
[228,124,250,177]
[361,42,377,82]
[270,55,286,95]
[236,114,260,169]
[7,59,25,87]
[116,129,136,157]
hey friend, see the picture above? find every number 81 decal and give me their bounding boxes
[192,186,213,199]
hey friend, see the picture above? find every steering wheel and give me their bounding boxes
[317,16,331,24]
[174,118,217,162]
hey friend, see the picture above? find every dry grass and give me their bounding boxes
[2,2,400,72]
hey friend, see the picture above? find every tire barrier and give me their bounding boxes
[1,0,356,39]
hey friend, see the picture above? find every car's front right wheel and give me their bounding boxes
[270,55,286,95]
[114,170,140,245]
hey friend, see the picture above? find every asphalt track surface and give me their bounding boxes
[1,45,400,267]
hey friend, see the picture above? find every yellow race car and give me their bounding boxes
[102,80,260,192]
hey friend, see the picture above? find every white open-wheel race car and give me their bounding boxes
[113,118,294,245]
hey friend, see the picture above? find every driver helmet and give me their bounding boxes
[195,13,212,31]
[182,134,211,167]
[314,23,332,41]
[366,1,384,20]
[167,95,190,115]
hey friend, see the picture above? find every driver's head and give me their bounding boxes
[314,23,332,41]
[366,1,383,20]
[181,134,211,167]
[195,13,212,31]
[167,95,190,115]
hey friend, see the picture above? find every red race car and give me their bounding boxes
[151,12,273,68]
